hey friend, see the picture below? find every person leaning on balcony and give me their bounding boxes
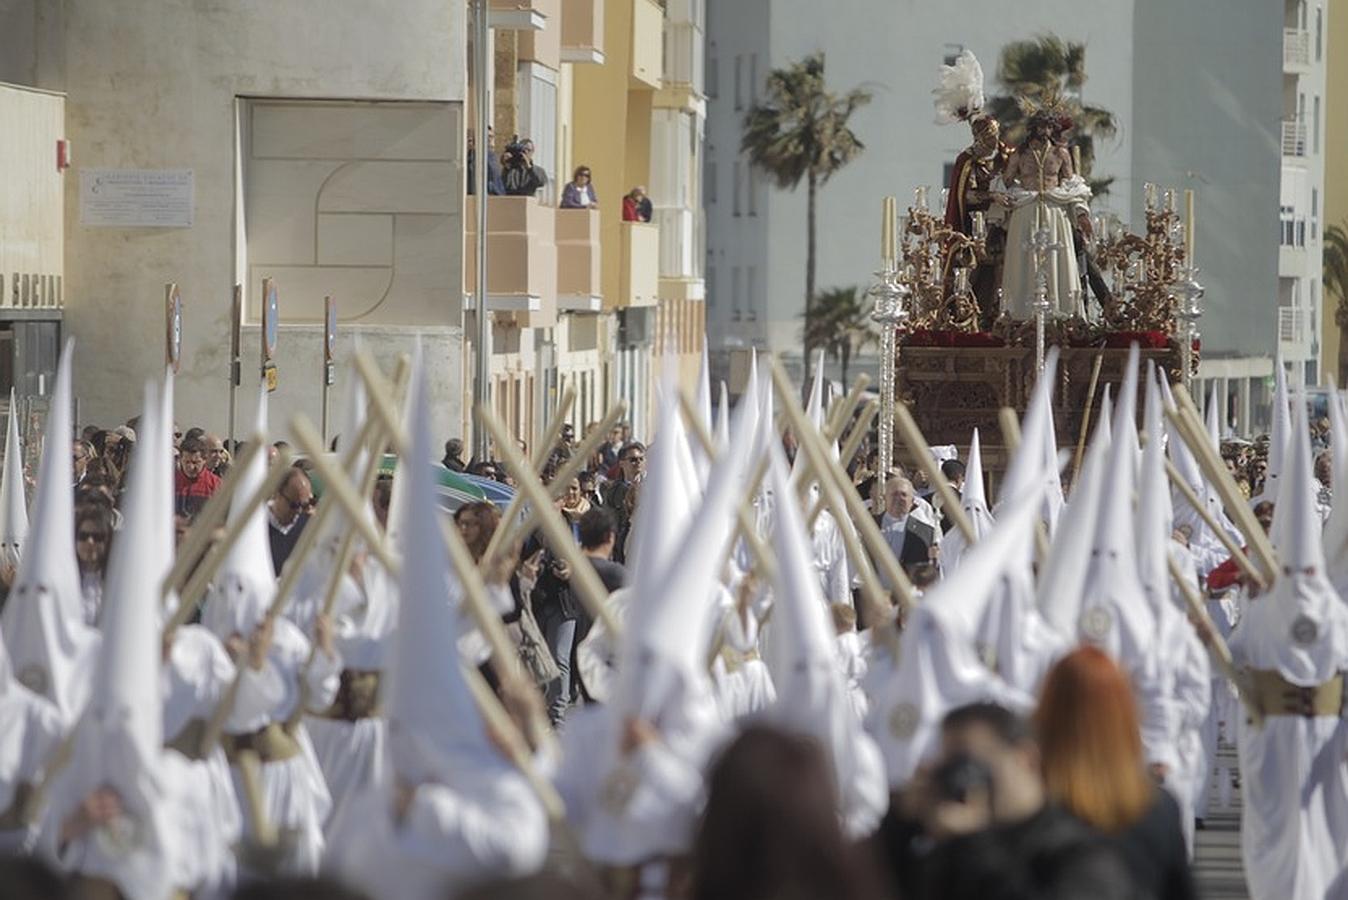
[622,186,653,222]
[560,166,598,209]
[502,137,548,197]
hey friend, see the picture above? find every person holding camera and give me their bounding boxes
[502,137,548,198]
[875,702,1136,900]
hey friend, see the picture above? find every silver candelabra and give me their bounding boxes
[1028,222,1063,374]
[1172,263,1204,395]
[867,260,912,502]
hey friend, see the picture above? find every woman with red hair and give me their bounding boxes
[1036,647,1196,900]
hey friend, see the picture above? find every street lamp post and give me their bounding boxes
[472,0,491,461]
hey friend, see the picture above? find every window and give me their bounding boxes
[943,44,966,66]
[749,54,758,106]
[1313,187,1319,239]
[1280,204,1296,246]
[734,55,743,111]
[707,264,717,309]
[732,161,742,216]
[747,167,758,216]
[1317,7,1323,60]
[707,154,718,204]
[707,44,719,98]
[1314,96,1321,153]
[746,266,758,321]
[732,265,742,320]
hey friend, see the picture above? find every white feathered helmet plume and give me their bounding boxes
[933,49,986,125]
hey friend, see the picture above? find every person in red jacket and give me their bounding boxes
[174,435,221,516]
[1206,501,1274,594]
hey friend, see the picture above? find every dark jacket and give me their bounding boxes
[873,512,937,572]
[921,805,1138,900]
[1105,789,1197,900]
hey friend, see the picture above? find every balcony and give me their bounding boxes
[517,0,561,69]
[618,222,660,308]
[1283,28,1311,71]
[1281,120,1307,158]
[556,208,603,312]
[464,196,556,318]
[630,0,663,89]
[1279,306,1309,345]
[490,0,548,31]
[561,0,605,64]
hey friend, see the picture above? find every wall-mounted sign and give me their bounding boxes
[79,168,194,228]
[165,283,183,374]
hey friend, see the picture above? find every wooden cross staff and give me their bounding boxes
[1166,389,1278,584]
[478,405,623,637]
[893,403,977,543]
[806,398,879,530]
[531,383,576,471]
[769,358,915,635]
[1167,555,1263,727]
[1162,456,1265,591]
[1070,353,1104,492]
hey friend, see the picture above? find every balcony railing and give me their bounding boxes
[618,222,660,308]
[464,196,556,315]
[1278,306,1308,344]
[1284,28,1311,69]
[631,0,664,89]
[1281,120,1307,157]
[556,208,602,312]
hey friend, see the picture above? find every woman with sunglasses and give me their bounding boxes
[74,501,114,626]
[560,165,598,209]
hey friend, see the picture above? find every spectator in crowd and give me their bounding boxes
[444,438,467,472]
[1036,647,1196,900]
[599,423,624,471]
[502,137,548,197]
[174,434,221,516]
[371,474,393,530]
[204,433,230,477]
[267,466,314,576]
[693,725,883,900]
[875,702,1135,900]
[580,506,625,592]
[578,470,603,509]
[74,499,114,626]
[72,439,93,487]
[560,166,598,209]
[603,441,645,561]
[621,185,653,222]
[875,476,939,577]
[467,125,505,196]
[937,458,966,533]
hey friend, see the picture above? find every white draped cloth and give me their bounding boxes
[992,175,1091,320]
[0,684,63,854]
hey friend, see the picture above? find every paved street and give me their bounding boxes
[1194,745,1248,900]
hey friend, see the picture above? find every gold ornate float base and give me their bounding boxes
[895,344,1179,481]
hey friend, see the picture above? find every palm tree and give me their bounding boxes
[1325,221,1348,382]
[802,286,877,385]
[742,53,871,366]
[984,34,1118,195]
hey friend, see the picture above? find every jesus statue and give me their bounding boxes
[990,108,1093,320]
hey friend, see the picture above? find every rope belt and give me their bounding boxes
[1249,669,1344,719]
[221,722,301,764]
[165,717,209,761]
[718,647,760,674]
[598,855,691,900]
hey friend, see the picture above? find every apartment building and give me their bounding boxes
[475,0,706,445]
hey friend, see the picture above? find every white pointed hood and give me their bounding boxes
[695,345,713,438]
[1075,346,1157,662]
[1160,374,1241,565]
[624,385,697,596]
[864,483,1039,787]
[1160,376,1205,496]
[942,429,995,572]
[0,340,99,720]
[387,363,493,783]
[1138,365,1184,643]
[761,443,887,837]
[996,349,1056,515]
[615,377,759,723]
[1205,389,1222,447]
[1037,381,1112,639]
[157,371,180,624]
[1231,394,1348,683]
[0,388,28,564]
[201,388,276,639]
[52,384,177,900]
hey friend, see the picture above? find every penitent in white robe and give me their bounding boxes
[325,754,547,900]
[0,683,64,854]
[224,618,342,875]
[161,624,243,896]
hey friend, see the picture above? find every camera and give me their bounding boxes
[932,751,993,804]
